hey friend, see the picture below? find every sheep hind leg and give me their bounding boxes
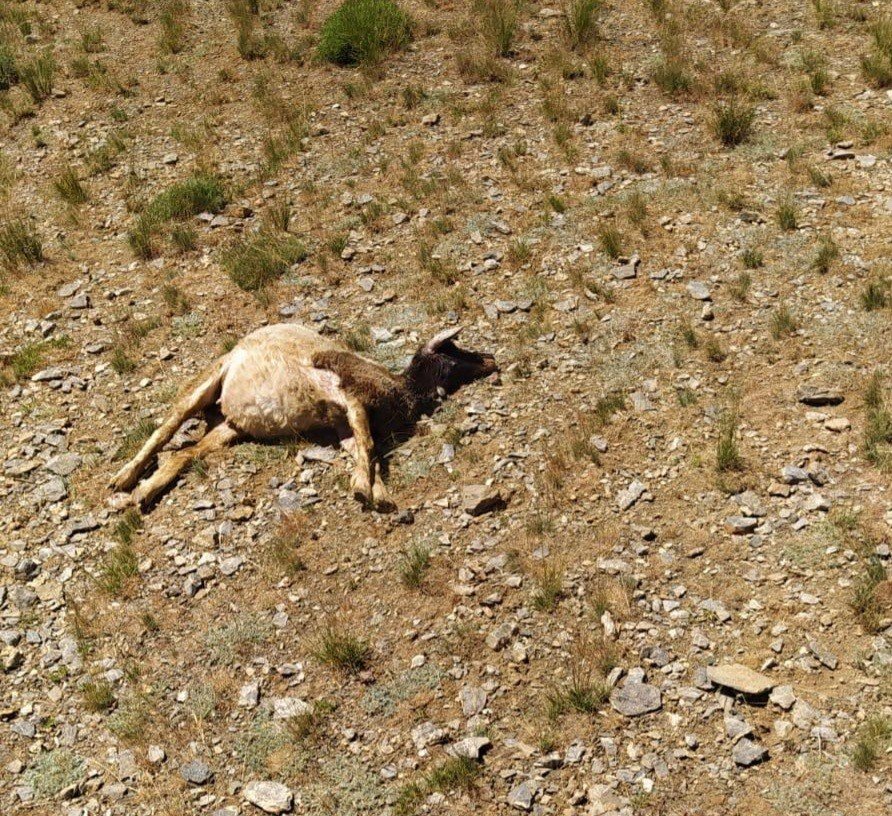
[110,361,226,492]
[131,422,240,509]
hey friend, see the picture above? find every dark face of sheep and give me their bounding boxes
[404,328,497,405]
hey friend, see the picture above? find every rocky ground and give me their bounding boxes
[1,0,891,814]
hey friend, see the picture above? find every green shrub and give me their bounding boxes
[317,0,411,66]
[220,233,307,291]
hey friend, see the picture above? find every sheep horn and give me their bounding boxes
[425,326,462,352]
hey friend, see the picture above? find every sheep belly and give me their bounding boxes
[219,357,347,439]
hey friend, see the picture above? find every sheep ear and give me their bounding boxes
[425,326,462,353]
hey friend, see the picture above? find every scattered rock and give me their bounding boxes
[243,781,293,814]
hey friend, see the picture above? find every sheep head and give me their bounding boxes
[403,327,497,405]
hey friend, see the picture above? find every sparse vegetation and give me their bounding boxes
[563,0,602,52]
[81,679,116,712]
[25,750,85,799]
[776,197,798,231]
[811,235,839,273]
[396,755,481,815]
[598,224,624,259]
[532,560,565,611]
[97,542,139,596]
[860,277,889,311]
[546,636,613,719]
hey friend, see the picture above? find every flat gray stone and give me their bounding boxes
[706,664,774,696]
[616,479,646,511]
[797,385,843,406]
[609,682,661,717]
[687,281,711,301]
[732,738,768,767]
[179,760,213,785]
[448,736,490,759]
[44,453,82,476]
[243,780,293,813]
[507,781,534,810]
[461,484,506,516]
[459,686,487,716]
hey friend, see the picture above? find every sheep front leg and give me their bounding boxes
[341,397,394,512]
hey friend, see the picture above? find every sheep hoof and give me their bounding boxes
[108,491,135,511]
[372,482,396,513]
[351,478,373,508]
[110,468,138,492]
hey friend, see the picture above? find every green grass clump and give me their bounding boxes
[220,232,307,291]
[97,543,139,596]
[20,50,54,102]
[740,248,763,269]
[398,544,431,588]
[850,556,888,633]
[711,98,756,146]
[0,43,19,90]
[313,625,371,674]
[864,372,892,471]
[563,0,602,51]
[652,58,694,96]
[810,235,839,273]
[395,755,481,815]
[597,224,624,259]
[0,220,43,269]
[861,15,892,88]
[715,409,743,473]
[532,561,565,612]
[476,0,521,58]
[770,304,797,339]
[143,174,226,222]
[129,174,225,258]
[317,0,411,66]
[112,508,143,546]
[852,715,892,771]
[53,166,89,206]
[81,679,116,712]
[861,278,890,311]
[777,197,798,231]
